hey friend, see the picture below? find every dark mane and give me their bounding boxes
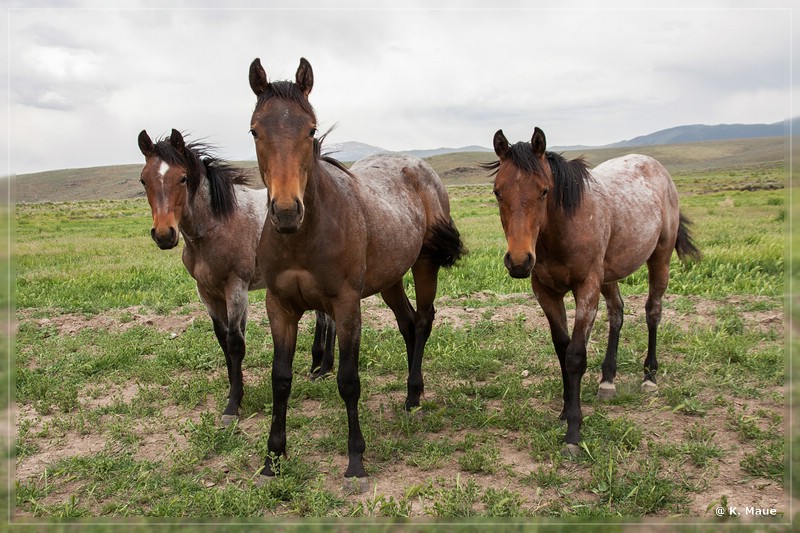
[483,142,592,215]
[316,129,354,177]
[152,136,248,219]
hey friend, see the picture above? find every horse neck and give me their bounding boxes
[538,187,595,251]
[180,175,218,243]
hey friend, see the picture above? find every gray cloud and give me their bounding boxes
[6,1,796,174]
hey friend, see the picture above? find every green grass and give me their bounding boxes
[12,157,788,520]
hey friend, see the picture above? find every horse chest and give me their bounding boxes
[533,262,574,293]
[188,261,226,299]
[271,269,327,309]
[533,237,596,292]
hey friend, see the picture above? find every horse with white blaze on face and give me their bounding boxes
[137,128,336,426]
[487,126,700,453]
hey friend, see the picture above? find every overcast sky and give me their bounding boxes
[3,0,796,175]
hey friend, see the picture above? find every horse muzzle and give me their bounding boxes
[269,198,305,233]
[504,251,535,279]
[151,226,179,249]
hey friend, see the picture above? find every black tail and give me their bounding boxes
[421,217,467,268]
[675,213,701,262]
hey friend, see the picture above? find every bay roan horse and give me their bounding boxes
[137,129,335,426]
[488,127,700,452]
[248,57,465,480]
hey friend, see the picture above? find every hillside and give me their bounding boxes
[606,121,789,148]
[12,136,785,203]
[323,141,491,161]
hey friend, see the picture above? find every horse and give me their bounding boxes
[247,57,466,480]
[487,127,700,452]
[137,129,336,426]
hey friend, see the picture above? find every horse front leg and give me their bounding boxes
[332,293,367,479]
[530,277,570,420]
[563,277,601,452]
[198,286,241,426]
[262,293,300,477]
[222,280,249,426]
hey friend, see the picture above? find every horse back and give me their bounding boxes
[590,155,681,280]
[343,153,451,294]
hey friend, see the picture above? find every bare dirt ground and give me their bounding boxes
[13,293,788,519]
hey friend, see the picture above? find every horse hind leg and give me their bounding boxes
[597,281,624,401]
[397,216,464,410]
[310,311,336,379]
[379,281,417,406]
[406,258,442,410]
[642,248,671,392]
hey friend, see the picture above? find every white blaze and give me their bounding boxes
[158,160,170,185]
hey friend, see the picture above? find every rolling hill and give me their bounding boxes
[11,135,785,203]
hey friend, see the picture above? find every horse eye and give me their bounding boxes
[493,189,500,198]
[139,178,146,188]
[249,128,257,139]
[541,187,549,197]
[310,127,317,137]
[180,175,188,184]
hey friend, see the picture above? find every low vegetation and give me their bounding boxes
[11,141,788,524]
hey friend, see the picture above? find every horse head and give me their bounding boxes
[248,57,317,233]
[492,127,553,278]
[137,128,189,249]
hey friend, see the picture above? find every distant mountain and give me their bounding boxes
[322,141,391,162]
[305,120,793,162]
[404,145,493,158]
[322,141,492,162]
[606,120,788,148]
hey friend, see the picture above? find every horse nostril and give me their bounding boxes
[504,252,512,270]
[295,199,303,216]
[504,251,535,274]
[150,228,157,241]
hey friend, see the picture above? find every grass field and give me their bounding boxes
[10,146,790,525]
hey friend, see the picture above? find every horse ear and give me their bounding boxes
[249,58,269,95]
[296,57,314,97]
[170,129,185,154]
[531,127,546,157]
[138,129,155,157]
[493,129,510,159]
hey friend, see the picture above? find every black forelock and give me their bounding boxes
[254,80,317,120]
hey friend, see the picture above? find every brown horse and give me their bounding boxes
[487,127,700,452]
[248,57,465,480]
[137,129,335,426]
